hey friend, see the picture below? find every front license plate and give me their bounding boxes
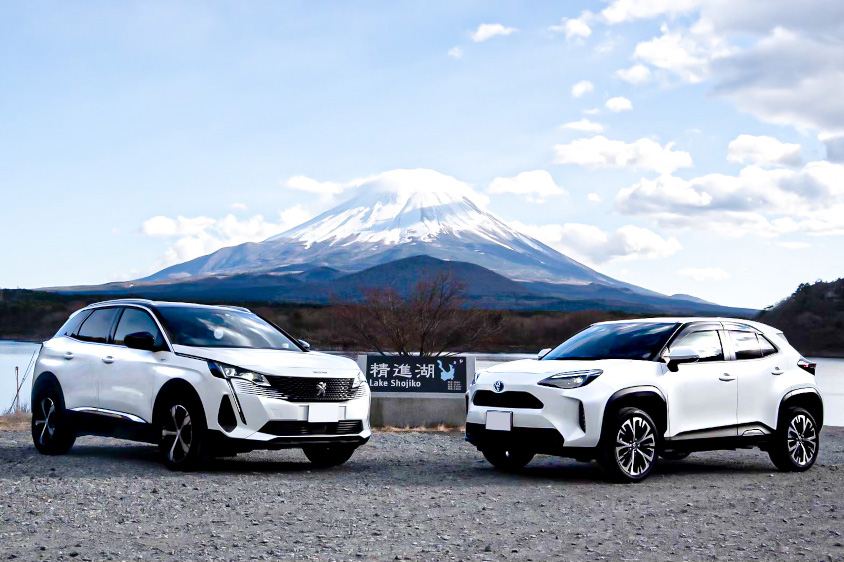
[485,410,513,431]
[308,403,340,423]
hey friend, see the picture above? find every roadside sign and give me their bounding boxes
[363,355,467,393]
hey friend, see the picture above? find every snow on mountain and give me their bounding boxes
[141,169,649,293]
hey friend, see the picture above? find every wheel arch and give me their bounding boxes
[151,378,207,429]
[31,371,62,403]
[779,388,823,428]
[602,386,668,441]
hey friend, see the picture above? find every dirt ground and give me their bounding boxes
[1,427,843,561]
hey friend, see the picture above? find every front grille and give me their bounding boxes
[259,420,364,436]
[473,390,544,409]
[233,377,367,402]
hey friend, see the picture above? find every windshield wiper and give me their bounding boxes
[548,357,599,361]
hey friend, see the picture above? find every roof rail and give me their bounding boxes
[90,298,156,307]
[217,304,253,313]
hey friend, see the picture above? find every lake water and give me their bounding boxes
[2,342,842,425]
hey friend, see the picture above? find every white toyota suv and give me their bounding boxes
[466,318,823,482]
[30,299,371,470]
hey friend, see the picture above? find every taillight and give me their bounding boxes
[797,358,816,375]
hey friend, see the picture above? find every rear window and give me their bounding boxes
[55,310,91,338]
[75,308,120,344]
[729,331,762,360]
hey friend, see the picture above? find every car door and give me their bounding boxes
[98,307,168,422]
[727,329,784,432]
[663,326,738,439]
[52,307,121,411]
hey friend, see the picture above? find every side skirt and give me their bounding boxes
[68,410,158,444]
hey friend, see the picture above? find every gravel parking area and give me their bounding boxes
[1,428,843,561]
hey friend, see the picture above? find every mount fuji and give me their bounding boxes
[50,169,753,314]
[144,169,642,292]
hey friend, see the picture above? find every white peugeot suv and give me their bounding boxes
[30,299,371,470]
[466,318,823,482]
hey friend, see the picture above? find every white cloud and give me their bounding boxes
[471,23,517,43]
[582,107,601,115]
[448,46,463,59]
[616,64,652,85]
[554,135,693,174]
[601,0,702,25]
[488,170,567,202]
[283,175,345,196]
[605,96,633,112]
[587,193,602,203]
[615,160,844,237]
[727,134,802,167]
[599,2,844,132]
[560,118,604,133]
[511,221,681,265]
[678,267,731,281]
[230,202,248,210]
[549,14,592,40]
[820,133,844,163]
[571,80,594,98]
[142,207,313,268]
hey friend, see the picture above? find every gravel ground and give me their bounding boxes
[1,428,843,562]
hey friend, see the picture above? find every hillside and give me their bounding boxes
[758,278,844,356]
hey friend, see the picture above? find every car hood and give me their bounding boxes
[173,345,360,377]
[478,358,640,384]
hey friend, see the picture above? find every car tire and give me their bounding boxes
[598,407,659,483]
[31,384,76,455]
[482,447,535,472]
[768,407,820,472]
[659,451,691,461]
[157,393,208,471]
[303,445,357,467]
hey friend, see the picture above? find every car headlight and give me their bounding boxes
[351,369,368,389]
[472,370,488,386]
[538,369,602,389]
[207,361,270,386]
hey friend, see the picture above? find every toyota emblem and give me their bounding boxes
[493,380,504,393]
[316,381,327,397]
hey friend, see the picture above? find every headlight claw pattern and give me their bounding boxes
[207,361,270,386]
[538,369,602,389]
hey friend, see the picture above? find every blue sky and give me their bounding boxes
[2,0,843,308]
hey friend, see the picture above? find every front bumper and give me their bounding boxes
[465,379,607,449]
[209,378,372,447]
[465,423,566,455]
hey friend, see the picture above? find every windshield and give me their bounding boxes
[543,322,679,361]
[154,307,302,350]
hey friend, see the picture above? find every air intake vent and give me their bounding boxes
[259,420,364,437]
[473,391,544,409]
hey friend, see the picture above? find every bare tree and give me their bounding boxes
[335,271,502,356]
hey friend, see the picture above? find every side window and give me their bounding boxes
[75,308,120,344]
[114,308,164,348]
[758,335,778,357]
[670,330,724,362]
[729,330,762,360]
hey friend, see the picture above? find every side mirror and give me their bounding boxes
[665,347,701,372]
[298,339,311,351]
[124,332,157,352]
[537,348,552,360]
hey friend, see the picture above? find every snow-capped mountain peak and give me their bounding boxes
[269,169,536,250]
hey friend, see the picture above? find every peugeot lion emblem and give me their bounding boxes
[493,380,505,393]
[316,381,327,397]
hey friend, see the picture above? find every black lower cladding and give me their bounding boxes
[472,390,544,409]
[465,422,566,456]
[259,420,364,437]
[217,395,238,433]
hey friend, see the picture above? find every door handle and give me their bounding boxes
[63,352,74,360]
[719,374,735,382]
[771,367,783,375]
[102,356,115,364]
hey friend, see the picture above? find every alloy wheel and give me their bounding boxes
[615,416,656,477]
[33,397,56,446]
[787,413,817,467]
[161,405,193,465]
